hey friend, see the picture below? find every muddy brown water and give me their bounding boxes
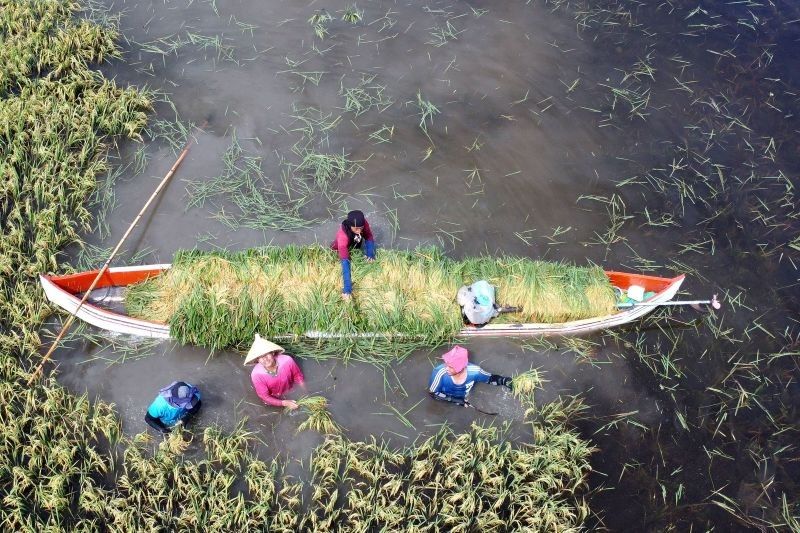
[47,0,800,530]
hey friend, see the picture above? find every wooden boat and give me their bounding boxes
[40,265,685,340]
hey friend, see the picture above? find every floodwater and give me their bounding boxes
[50,0,799,530]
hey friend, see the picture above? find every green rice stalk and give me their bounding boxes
[512,368,545,399]
[292,395,329,412]
[293,395,340,434]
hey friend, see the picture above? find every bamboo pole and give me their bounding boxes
[28,126,204,384]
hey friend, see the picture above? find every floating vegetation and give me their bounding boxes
[126,245,617,353]
[184,131,316,231]
[308,10,333,39]
[341,4,363,24]
[292,149,357,194]
[136,30,238,67]
[427,20,463,48]
[368,123,395,144]
[339,74,394,116]
[539,0,800,527]
[412,90,441,134]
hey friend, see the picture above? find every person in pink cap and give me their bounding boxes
[428,345,512,407]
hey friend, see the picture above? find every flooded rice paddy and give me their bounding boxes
[39,0,800,530]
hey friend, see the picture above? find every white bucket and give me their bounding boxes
[627,285,645,301]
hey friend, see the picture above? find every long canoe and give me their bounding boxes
[40,265,685,340]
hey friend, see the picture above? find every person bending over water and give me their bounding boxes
[428,345,512,407]
[145,381,202,433]
[331,209,375,300]
[246,334,305,410]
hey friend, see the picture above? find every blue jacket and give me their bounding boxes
[428,363,491,401]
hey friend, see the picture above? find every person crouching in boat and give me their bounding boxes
[457,280,519,327]
[245,334,305,410]
[428,345,512,407]
[331,209,375,301]
[145,381,202,433]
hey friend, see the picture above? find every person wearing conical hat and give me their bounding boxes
[330,209,376,301]
[428,346,512,407]
[145,381,202,433]
[245,334,305,410]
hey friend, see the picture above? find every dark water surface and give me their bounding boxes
[50,0,800,530]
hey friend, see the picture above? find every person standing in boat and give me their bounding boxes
[428,345,512,407]
[144,381,202,433]
[331,209,376,300]
[246,334,305,410]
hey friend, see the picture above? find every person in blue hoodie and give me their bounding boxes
[144,381,202,433]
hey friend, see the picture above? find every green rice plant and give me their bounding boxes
[512,368,545,399]
[292,149,358,193]
[292,395,330,412]
[411,91,440,133]
[308,10,333,39]
[288,396,341,434]
[296,409,341,435]
[341,4,363,24]
[287,104,342,150]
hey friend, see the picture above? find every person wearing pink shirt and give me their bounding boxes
[330,210,376,300]
[245,334,305,409]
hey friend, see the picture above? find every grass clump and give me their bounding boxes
[412,90,440,133]
[513,368,545,400]
[341,4,363,24]
[339,74,393,116]
[308,10,333,39]
[127,245,616,356]
[293,396,340,434]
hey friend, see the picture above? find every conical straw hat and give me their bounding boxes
[244,334,284,365]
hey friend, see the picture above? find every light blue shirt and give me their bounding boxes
[146,393,199,426]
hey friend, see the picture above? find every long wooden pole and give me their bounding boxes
[28,128,202,384]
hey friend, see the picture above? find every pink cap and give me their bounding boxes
[442,345,469,372]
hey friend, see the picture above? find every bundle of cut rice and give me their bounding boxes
[127,245,616,351]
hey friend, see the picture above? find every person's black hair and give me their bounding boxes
[346,210,365,228]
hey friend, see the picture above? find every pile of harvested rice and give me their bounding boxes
[127,245,616,350]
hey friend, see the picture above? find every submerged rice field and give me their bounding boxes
[1,1,595,530]
[127,245,616,351]
[4,0,800,530]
